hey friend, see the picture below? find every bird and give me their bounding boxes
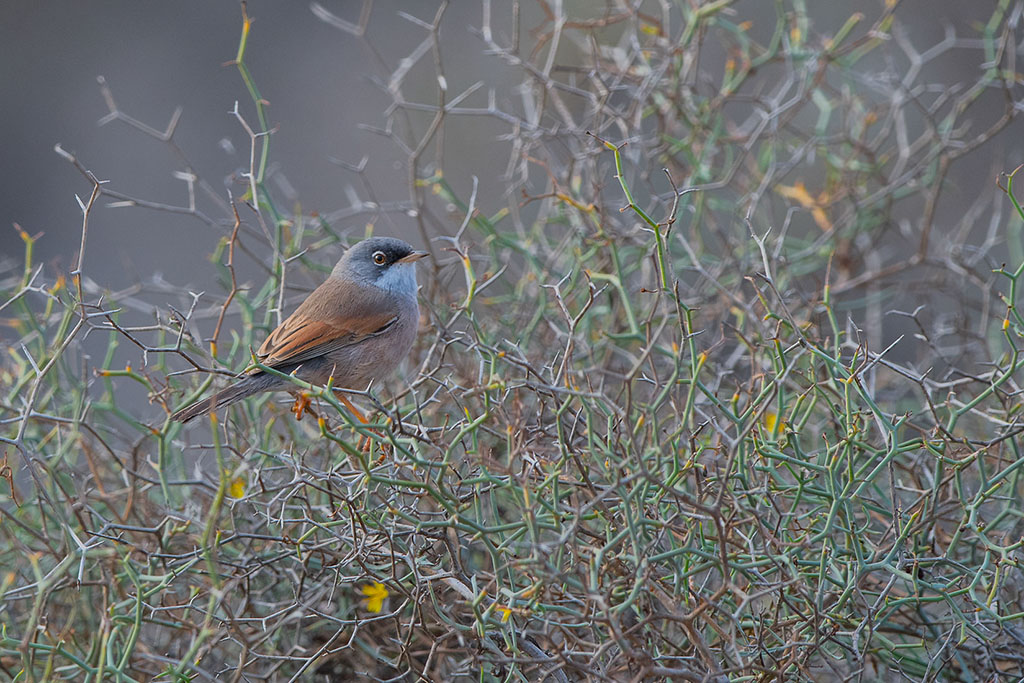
[171,236,426,424]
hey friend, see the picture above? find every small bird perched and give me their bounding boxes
[171,236,426,423]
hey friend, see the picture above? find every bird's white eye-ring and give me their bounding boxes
[372,251,387,265]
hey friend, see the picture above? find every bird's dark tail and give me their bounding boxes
[171,375,273,423]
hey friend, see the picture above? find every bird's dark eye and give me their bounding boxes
[372,251,387,265]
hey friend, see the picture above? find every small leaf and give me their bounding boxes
[776,181,832,231]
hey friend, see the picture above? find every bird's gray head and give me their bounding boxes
[331,236,426,298]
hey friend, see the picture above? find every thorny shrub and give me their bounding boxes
[3,2,1024,681]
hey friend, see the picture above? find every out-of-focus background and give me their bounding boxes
[2,1,529,294]
[2,0,1015,294]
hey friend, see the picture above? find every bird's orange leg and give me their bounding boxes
[292,392,312,420]
[334,391,390,459]
[336,393,369,424]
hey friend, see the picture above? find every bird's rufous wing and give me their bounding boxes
[254,278,398,371]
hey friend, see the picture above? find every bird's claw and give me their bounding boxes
[292,393,312,421]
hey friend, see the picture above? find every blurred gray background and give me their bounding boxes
[1,0,523,294]
[1,0,1019,300]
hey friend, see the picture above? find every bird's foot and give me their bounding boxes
[330,391,393,460]
[291,392,312,421]
[359,429,391,458]
[372,441,393,464]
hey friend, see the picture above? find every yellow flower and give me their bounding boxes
[361,581,389,613]
[228,476,246,499]
[496,606,512,623]
[764,412,787,433]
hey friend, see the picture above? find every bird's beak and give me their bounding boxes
[397,251,429,264]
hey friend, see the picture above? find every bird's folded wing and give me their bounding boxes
[255,309,398,370]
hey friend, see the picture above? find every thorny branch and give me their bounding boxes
[3,1,1024,681]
